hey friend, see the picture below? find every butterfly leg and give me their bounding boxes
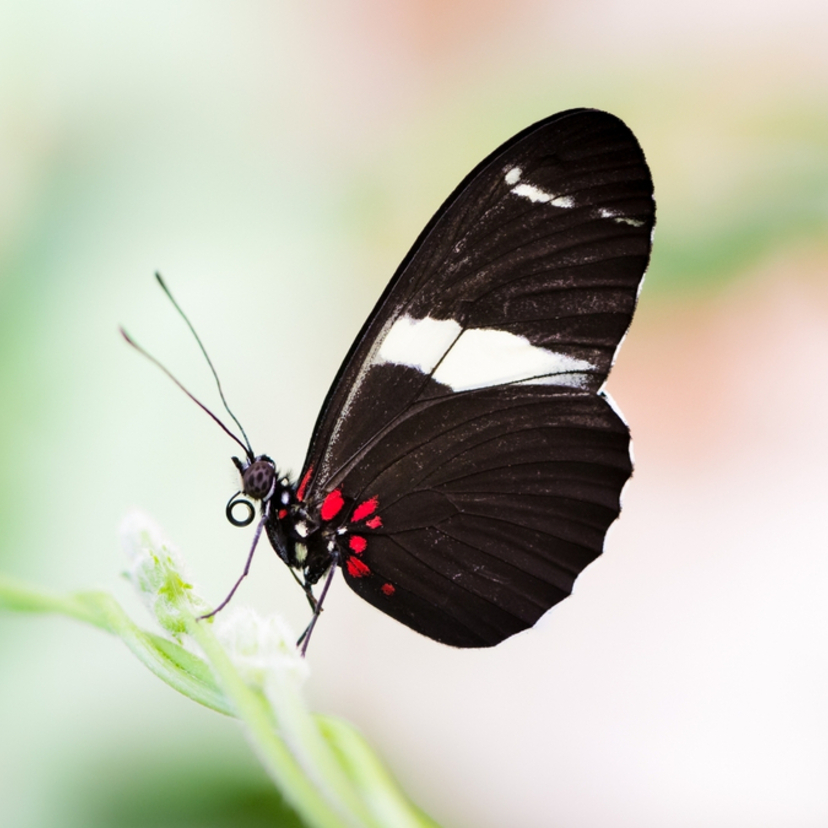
[304,588,318,613]
[199,508,268,620]
[286,566,319,613]
[297,554,339,657]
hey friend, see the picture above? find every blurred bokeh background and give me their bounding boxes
[2,1,828,827]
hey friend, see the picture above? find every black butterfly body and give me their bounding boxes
[225,108,655,648]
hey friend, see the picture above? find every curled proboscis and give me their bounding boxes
[226,493,255,527]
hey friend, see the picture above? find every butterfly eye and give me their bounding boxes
[242,459,275,500]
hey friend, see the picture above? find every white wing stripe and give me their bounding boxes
[376,315,462,373]
[375,315,595,392]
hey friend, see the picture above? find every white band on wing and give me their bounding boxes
[375,315,595,392]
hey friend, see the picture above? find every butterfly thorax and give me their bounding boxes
[232,454,340,586]
[272,499,342,586]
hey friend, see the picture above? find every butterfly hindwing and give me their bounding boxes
[337,388,632,646]
[299,108,654,646]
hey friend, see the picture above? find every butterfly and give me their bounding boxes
[128,108,655,653]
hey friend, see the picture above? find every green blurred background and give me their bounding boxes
[2,2,827,827]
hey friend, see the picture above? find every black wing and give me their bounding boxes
[300,109,654,646]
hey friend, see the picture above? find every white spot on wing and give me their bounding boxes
[600,389,628,426]
[600,389,634,464]
[376,316,462,374]
[504,166,522,185]
[433,328,594,392]
[600,207,645,227]
[375,315,596,392]
[511,182,574,209]
[517,372,593,388]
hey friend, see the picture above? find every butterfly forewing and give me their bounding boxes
[299,108,654,646]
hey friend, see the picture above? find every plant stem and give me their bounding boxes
[184,611,371,828]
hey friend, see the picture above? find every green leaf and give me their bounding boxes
[0,512,446,828]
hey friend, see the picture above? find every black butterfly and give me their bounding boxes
[129,108,655,652]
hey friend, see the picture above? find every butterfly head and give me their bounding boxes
[226,454,280,527]
[237,455,276,500]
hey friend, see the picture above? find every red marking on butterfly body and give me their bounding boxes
[381,583,395,596]
[320,489,344,521]
[352,496,378,522]
[348,535,367,554]
[296,467,313,501]
[278,508,288,519]
[366,516,383,529]
[346,557,371,578]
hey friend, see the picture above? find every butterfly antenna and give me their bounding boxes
[120,327,253,459]
[154,272,255,460]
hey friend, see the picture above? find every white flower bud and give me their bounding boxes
[214,606,308,692]
[120,509,209,634]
